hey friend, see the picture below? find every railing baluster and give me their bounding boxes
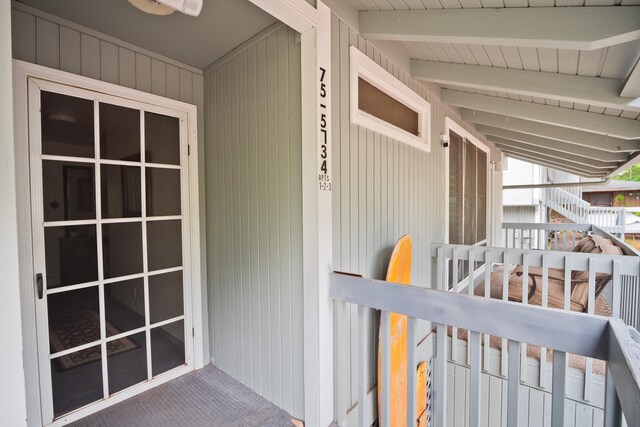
[452,248,459,362]
[484,250,491,371]
[584,257,596,402]
[381,310,391,427]
[564,256,571,311]
[521,253,529,382]
[551,350,566,427]
[501,251,509,377]
[519,228,524,249]
[435,324,448,427]
[436,246,444,291]
[469,331,482,427]
[612,260,621,319]
[358,305,366,427]
[507,340,521,427]
[540,253,549,389]
[407,316,416,427]
[467,249,475,364]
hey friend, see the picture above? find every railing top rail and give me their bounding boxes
[545,186,591,209]
[608,318,640,422]
[431,243,640,275]
[502,222,592,232]
[330,272,609,359]
[589,206,625,212]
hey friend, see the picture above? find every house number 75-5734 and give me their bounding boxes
[318,66,331,191]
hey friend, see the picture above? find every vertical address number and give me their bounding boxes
[318,66,331,191]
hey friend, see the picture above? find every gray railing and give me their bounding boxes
[437,243,640,405]
[502,222,640,333]
[330,270,640,427]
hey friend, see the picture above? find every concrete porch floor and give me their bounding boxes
[70,365,295,427]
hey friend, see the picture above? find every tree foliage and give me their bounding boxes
[613,164,640,182]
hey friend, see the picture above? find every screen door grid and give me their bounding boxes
[38,89,188,418]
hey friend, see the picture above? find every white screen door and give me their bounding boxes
[27,77,194,424]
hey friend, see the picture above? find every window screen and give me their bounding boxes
[464,142,477,245]
[448,131,487,246]
[448,132,464,245]
[477,150,487,241]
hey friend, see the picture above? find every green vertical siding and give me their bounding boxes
[204,24,304,419]
[330,13,495,424]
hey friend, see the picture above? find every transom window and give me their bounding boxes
[350,46,431,152]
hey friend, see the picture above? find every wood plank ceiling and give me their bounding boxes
[348,0,640,177]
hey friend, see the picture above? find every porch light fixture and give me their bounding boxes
[128,0,176,16]
[128,0,203,17]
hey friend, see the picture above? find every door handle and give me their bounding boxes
[36,273,43,300]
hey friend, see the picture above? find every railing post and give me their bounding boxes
[357,305,366,427]
[469,331,482,427]
[380,311,391,427]
[507,340,520,427]
[406,317,417,427]
[604,366,623,427]
[551,350,567,427]
[435,324,448,427]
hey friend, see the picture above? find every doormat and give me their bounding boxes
[49,309,138,370]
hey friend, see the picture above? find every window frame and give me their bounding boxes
[350,46,431,152]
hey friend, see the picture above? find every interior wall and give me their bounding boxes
[1,0,28,425]
[11,4,208,424]
[203,24,304,419]
[330,13,501,424]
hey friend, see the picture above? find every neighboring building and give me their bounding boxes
[502,157,543,224]
[502,157,582,224]
[583,179,640,208]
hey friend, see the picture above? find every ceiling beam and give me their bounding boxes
[488,135,620,169]
[462,110,639,154]
[473,124,629,162]
[607,152,640,177]
[502,152,606,178]
[621,58,640,98]
[412,61,639,112]
[491,137,617,170]
[493,145,615,176]
[442,90,640,140]
[360,7,640,50]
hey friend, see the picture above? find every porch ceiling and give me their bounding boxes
[14,0,277,69]
[347,0,640,178]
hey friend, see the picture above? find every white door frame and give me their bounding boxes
[13,60,203,426]
[246,1,334,426]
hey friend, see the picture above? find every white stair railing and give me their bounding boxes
[543,187,590,223]
[542,187,626,235]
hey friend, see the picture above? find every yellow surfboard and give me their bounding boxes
[377,235,427,427]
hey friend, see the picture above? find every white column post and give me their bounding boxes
[301,2,334,426]
[1,0,28,424]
